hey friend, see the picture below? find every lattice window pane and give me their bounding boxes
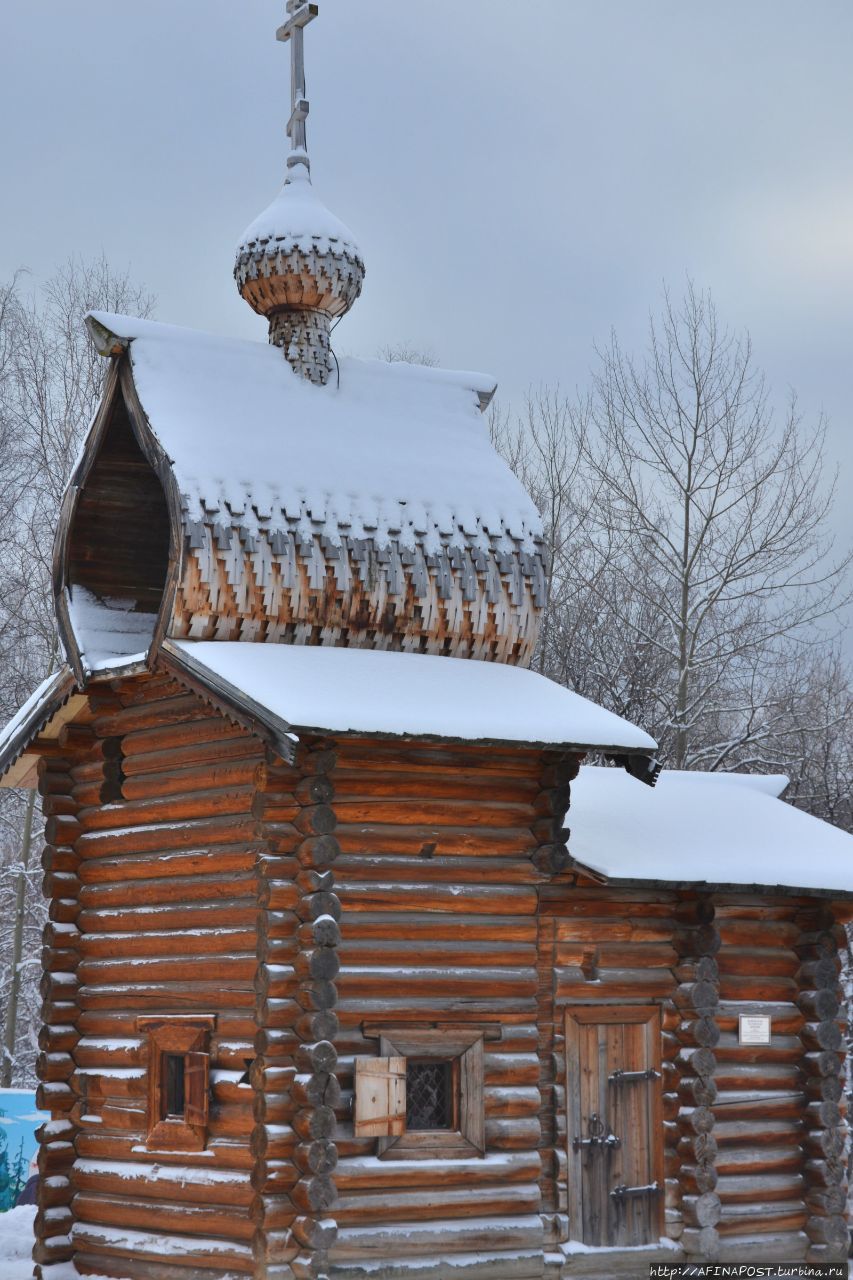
[406,1060,452,1130]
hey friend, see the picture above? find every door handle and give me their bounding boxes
[608,1068,661,1085]
[610,1181,661,1199]
[573,1113,621,1151]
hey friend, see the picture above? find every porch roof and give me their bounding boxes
[162,639,658,754]
[571,766,853,895]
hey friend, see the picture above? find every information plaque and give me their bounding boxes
[738,1014,771,1045]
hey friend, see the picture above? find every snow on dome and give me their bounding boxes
[234,166,365,385]
[570,766,853,894]
[236,165,362,260]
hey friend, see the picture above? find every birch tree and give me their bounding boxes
[0,257,153,1085]
[494,285,851,829]
[584,283,850,770]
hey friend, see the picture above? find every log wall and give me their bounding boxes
[327,739,573,1280]
[540,884,682,1251]
[36,674,270,1279]
[541,883,849,1267]
[31,671,850,1278]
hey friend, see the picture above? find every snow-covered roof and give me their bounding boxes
[165,640,657,753]
[570,766,853,894]
[0,668,78,786]
[86,312,537,556]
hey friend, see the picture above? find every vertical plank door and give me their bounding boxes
[565,1005,663,1247]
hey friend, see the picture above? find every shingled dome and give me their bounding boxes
[235,163,365,384]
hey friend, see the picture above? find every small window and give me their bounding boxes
[406,1060,453,1130]
[163,1054,186,1118]
[354,1029,484,1159]
[137,1015,216,1152]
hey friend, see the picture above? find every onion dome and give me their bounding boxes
[235,158,365,385]
[234,1,365,385]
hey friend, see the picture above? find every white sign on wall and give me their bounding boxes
[738,1014,772,1045]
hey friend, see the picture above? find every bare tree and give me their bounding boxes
[584,283,850,770]
[491,285,851,832]
[378,342,438,367]
[0,256,154,1085]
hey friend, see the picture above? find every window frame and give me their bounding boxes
[376,1029,485,1159]
[137,1014,216,1152]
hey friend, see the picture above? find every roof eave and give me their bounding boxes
[567,865,853,902]
[158,640,298,765]
[0,668,80,789]
[159,639,654,759]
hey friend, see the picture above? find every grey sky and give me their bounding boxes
[1,1,850,552]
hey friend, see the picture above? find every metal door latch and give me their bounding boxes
[572,1112,621,1151]
[608,1067,661,1085]
[610,1181,661,1199]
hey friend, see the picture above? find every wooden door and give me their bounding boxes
[565,1006,663,1247]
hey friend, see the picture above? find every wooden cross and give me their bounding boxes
[276,1,319,172]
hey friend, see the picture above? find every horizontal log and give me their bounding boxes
[295,836,340,870]
[334,1182,541,1226]
[294,1140,337,1176]
[78,902,259,934]
[804,1214,848,1247]
[290,1174,336,1215]
[715,1145,803,1177]
[798,989,840,1021]
[77,815,259,859]
[716,1172,804,1204]
[295,1010,339,1044]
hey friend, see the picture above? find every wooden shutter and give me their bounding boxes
[184,1051,210,1131]
[354,1057,406,1137]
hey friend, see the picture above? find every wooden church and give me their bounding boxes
[2,5,852,1278]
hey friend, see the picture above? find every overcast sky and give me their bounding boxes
[1,1,850,554]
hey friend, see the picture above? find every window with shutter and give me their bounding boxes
[354,1056,406,1138]
[138,1015,216,1151]
[354,1029,485,1159]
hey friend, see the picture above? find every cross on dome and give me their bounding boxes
[234,0,365,384]
[276,1,319,178]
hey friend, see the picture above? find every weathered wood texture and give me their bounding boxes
[35,749,84,1276]
[328,738,563,1274]
[170,521,544,665]
[710,898,820,1262]
[541,886,846,1263]
[36,676,268,1279]
[794,906,848,1265]
[253,737,342,1280]
[541,886,682,1250]
[670,898,721,1259]
[65,391,170,613]
[31,672,850,1278]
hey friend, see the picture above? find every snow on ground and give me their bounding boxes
[0,1208,119,1280]
[0,1207,39,1280]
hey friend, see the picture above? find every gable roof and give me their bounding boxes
[0,668,81,788]
[570,766,853,895]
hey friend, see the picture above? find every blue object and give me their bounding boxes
[0,1089,48,1212]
